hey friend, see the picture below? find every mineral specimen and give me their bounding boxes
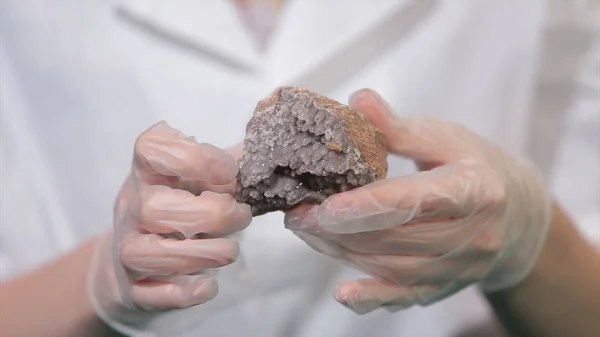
[235,87,388,216]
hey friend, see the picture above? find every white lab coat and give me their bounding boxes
[0,1,598,336]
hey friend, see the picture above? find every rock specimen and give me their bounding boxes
[235,87,388,216]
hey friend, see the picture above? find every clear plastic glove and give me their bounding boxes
[285,89,553,315]
[87,122,252,335]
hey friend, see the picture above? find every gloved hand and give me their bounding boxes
[285,90,553,314]
[87,122,252,334]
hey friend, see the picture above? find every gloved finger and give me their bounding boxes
[132,121,238,187]
[183,142,244,195]
[284,204,320,232]
[133,186,252,238]
[178,143,243,196]
[289,213,480,256]
[348,252,488,287]
[338,278,468,314]
[182,143,243,195]
[314,163,489,234]
[131,274,218,311]
[183,179,237,196]
[349,89,484,166]
[288,205,496,255]
[120,234,239,278]
[293,231,491,286]
[334,278,439,314]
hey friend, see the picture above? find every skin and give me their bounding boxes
[0,237,124,337]
[486,203,600,337]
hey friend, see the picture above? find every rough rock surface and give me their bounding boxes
[235,87,388,216]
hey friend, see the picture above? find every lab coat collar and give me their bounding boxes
[114,0,436,93]
[267,0,437,93]
[114,0,261,72]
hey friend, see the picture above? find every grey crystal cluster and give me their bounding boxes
[235,87,380,216]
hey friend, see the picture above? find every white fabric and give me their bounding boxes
[0,0,597,336]
[549,34,600,245]
[0,45,75,281]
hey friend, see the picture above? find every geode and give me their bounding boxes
[235,87,388,216]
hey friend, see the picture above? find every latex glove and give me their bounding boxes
[87,122,252,335]
[285,90,553,314]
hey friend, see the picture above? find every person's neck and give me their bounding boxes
[233,0,286,50]
[235,0,285,10]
